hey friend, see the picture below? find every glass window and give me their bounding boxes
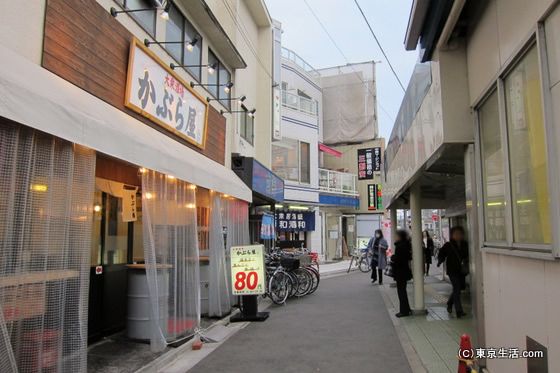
[300,141,310,184]
[272,138,300,182]
[479,90,507,242]
[165,4,183,64]
[207,50,218,98]
[239,107,254,145]
[184,19,201,81]
[125,0,156,36]
[504,45,551,244]
[218,65,231,110]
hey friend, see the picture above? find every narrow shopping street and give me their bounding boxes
[170,272,411,373]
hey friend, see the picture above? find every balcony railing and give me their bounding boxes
[319,168,358,196]
[281,47,321,80]
[282,90,318,116]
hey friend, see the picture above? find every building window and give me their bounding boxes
[207,50,219,98]
[207,50,231,110]
[239,107,254,145]
[300,141,310,184]
[477,42,551,248]
[503,45,551,245]
[165,3,202,81]
[479,90,507,242]
[122,0,156,37]
[272,138,311,184]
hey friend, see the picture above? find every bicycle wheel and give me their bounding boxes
[305,266,320,294]
[286,271,299,298]
[293,268,313,297]
[359,253,372,273]
[268,271,289,305]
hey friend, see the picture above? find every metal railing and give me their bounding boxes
[281,47,321,80]
[281,91,318,116]
[318,168,358,195]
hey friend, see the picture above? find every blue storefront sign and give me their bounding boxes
[252,159,284,202]
[319,193,359,208]
[276,211,315,232]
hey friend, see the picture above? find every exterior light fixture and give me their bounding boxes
[207,62,218,75]
[275,204,284,209]
[93,205,102,212]
[159,2,171,20]
[223,81,234,94]
[288,206,309,210]
[189,184,197,190]
[219,108,256,117]
[110,2,169,18]
[144,35,199,51]
[186,35,201,52]
[237,95,246,105]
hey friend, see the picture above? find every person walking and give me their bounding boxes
[437,226,469,318]
[392,230,412,317]
[367,229,388,284]
[423,230,434,276]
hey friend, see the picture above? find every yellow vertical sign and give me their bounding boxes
[230,245,266,295]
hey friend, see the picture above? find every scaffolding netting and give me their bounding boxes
[319,62,378,144]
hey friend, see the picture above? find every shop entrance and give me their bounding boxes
[88,157,143,343]
[326,215,341,261]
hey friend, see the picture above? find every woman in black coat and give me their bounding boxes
[423,230,434,276]
[391,230,413,317]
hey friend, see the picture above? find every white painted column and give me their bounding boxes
[410,181,425,311]
[390,208,397,244]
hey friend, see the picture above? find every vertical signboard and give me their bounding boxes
[272,86,282,140]
[357,148,374,180]
[368,184,383,210]
[373,147,381,171]
[231,245,266,295]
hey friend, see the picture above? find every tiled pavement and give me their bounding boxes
[380,271,473,373]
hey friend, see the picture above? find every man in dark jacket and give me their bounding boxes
[437,226,469,318]
[392,230,413,317]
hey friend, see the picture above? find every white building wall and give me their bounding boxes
[0,0,45,65]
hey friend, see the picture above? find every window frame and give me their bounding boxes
[163,2,203,82]
[114,0,157,38]
[474,28,558,255]
[271,138,311,185]
[207,49,232,111]
[239,106,254,145]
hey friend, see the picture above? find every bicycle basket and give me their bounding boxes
[299,255,312,267]
[280,257,300,270]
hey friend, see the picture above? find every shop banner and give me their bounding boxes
[125,39,209,149]
[367,184,382,210]
[230,245,266,295]
[276,211,315,231]
[260,214,275,239]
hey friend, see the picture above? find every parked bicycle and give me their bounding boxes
[347,246,372,273]
[263,249,320,305]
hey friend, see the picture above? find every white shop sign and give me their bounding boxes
[230,245,266,295]
[125,39,209,149]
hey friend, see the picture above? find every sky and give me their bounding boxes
[263,0,419,141]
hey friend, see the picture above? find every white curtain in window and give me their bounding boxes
[0,122,95,373]
[208,194,250,315]
[141,170,200,352]
[208,192,230,317]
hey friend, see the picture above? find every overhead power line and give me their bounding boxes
[302,0,395,124]
[353,0,406,92]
